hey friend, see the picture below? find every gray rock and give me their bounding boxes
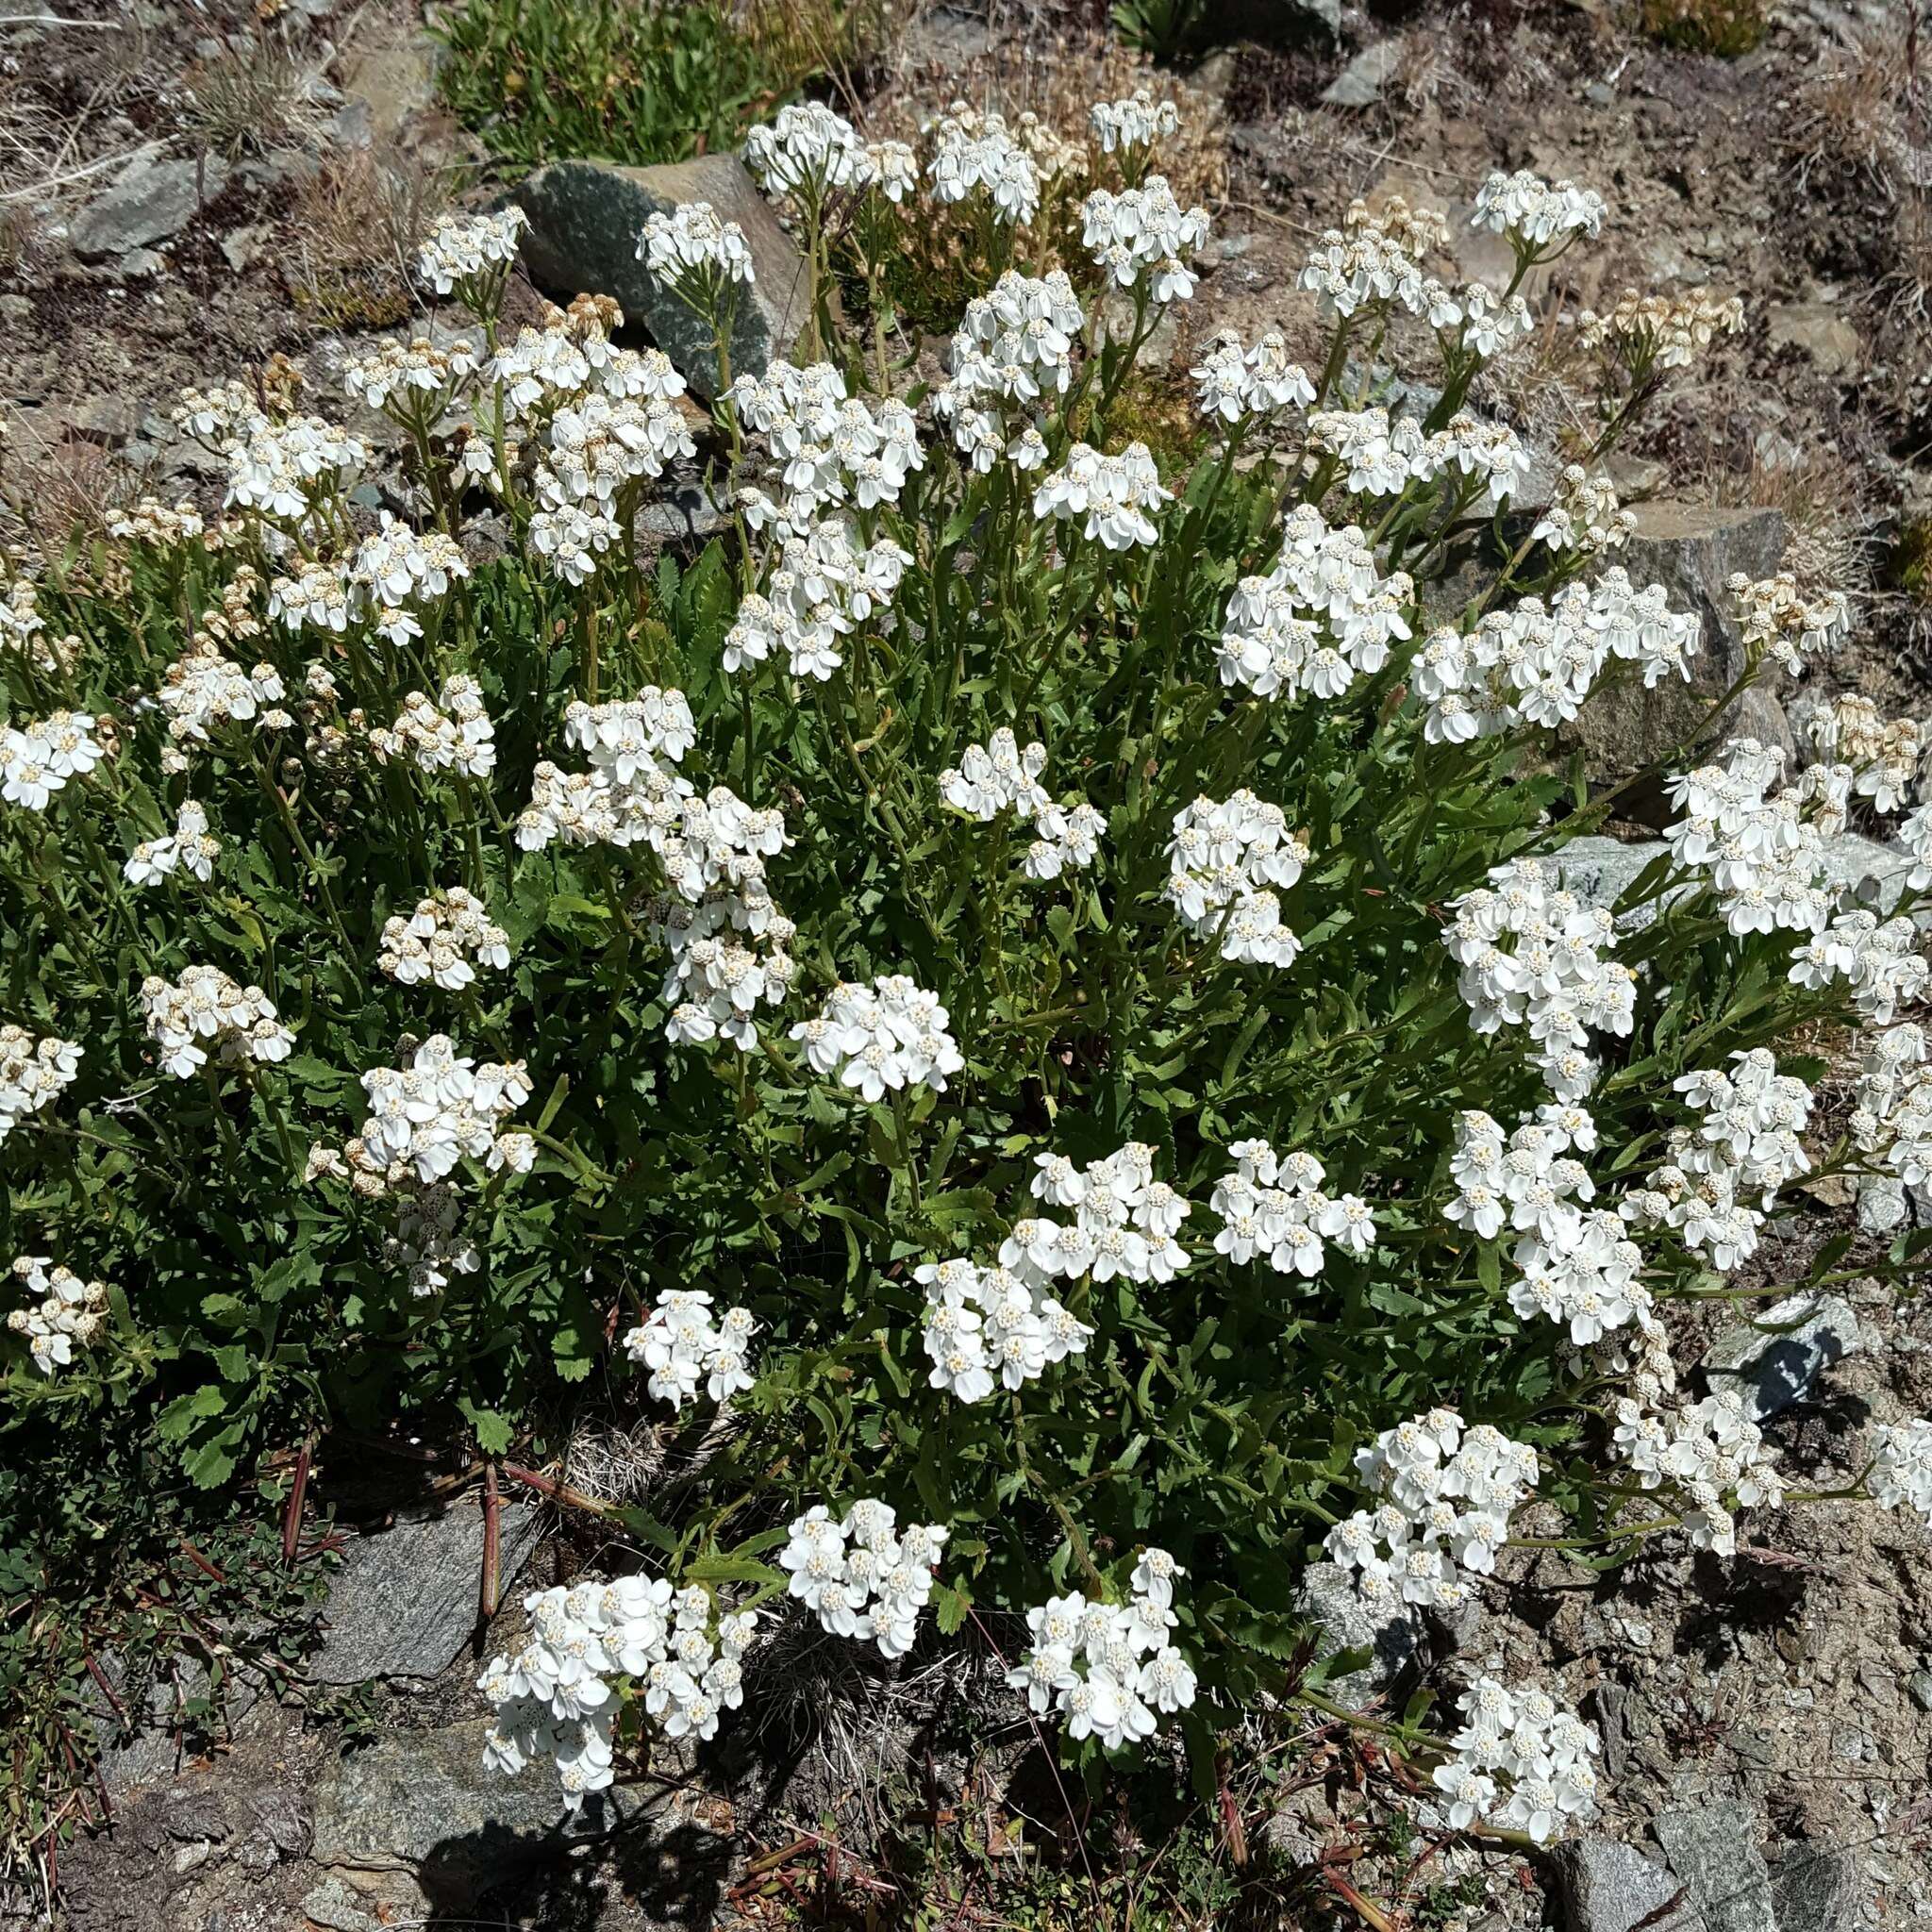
[1323,41,1404,108]
[1654,1804,1776,1932]
[85,1653,266,1794]
[72,156,231,261]
[1553,1837,1700,1932]
[1702,1292,1862,1422]
[309,1719,643,1909]
[513,154,812,398]
[1773,1846,1859,1932]
[301,1875,386,1932]
[1559,501,1788,799]
[308,1499,542,1684]
[334,35,439,145]
[1768,303,1864,379]
[1909,1667,1932,1713]
[1557,832,1911,927]
[1295,1560,1421,1710]
[635,482,731,549]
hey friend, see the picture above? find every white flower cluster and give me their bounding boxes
[1210,1138,1374,1278]
[1308,405,1530,508]
[157,642,286,745]
[1326,1409,1539,1610]
[1444,859,1633,1096]
[1579,288,1743,373]
[1080,175,1209,301]
[1431,1678,1602,1845]
[1216,504,1413,704]
[1849,1024,1932,1231]
[1730,571,1850,675]
[221,415,368,528]
[729,359,924,528]
[1471,170,1607,250]
[0,1024,80,1144]
[1611,1389,1783,1554]
[1164,791,1309,969]
[376,888,510,991]
[623,1289,758,1408]
[1,709,105,811]
[1414,570,1700,746]
[725,520,913,680]
[1033,441,1172,552]
[140,966,293,1079]
[1089,87,1179,158]
[342,333,479,417]
[385,1181,478,1296]
[781,1500,949,1659]
[518,689,697,851]
[7,1256,108,1376]
[938,731,1105,881]
[925,103,1040,225]
[1006,1556,1198,1748]
[743,101,870,201]
[369,675,498,779]
[935,270,1082,472]
[914,1254,1091,1404]
[1811,693,1923,814]
[1297,196,1449,323]
[416,208,525,298]
[1531,465,1633,558]
[1790,908,1929,1024]
[637,200,754,304]
[479,1576,756,1805]
[1447,1108,1598,1244]
[125,800,220,887]
[1871,1418,1932,1529]
[1191,328,1314,425]
[1000,1142,1191,1289]
[347,1035,532,1189]
[790,975,962,1103]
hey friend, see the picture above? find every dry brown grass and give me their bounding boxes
[286,142,453,329]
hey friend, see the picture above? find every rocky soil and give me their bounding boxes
[6,0,1932,1926]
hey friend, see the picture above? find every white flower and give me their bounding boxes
[1164,791,1307,969]
[2,710,105,810]
[624,1290,758,1409]
[139,965,293,1079]
[1033,441,1171,551]
[791,975,963,1103]
[6,1255,109,1375]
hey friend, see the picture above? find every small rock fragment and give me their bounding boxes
[1701,1293,1861,1423]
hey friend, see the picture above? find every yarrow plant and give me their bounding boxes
[7,88,1932,1842]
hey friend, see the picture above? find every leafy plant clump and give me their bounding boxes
[434,0,880,170]
[4,91,1932,1842]
[1639,0,1768,58]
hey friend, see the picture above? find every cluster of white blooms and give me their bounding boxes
[1611,1389,1783,1554]
[1444,860,1633,1092]
[157,643,286,745]
[376,888,510,991]
[346,1035,532,1190]
[725,523,912,681]
[913,1256,1090,1403]
[518,689,697,852]
[140,966,293,1079]
[1447,1108,1595,1243]
[1297,195,1448,322]
[1006,1555,1198,1748]
[1191,328,1315,425]
[1414,570,1700,746]
[1032,441,1172,552]
[623,1290,758,1409]
[1163,791,1308,968]
[7,1257,108,1376]
[273,517,473,647]
[1730,572,1850,675]
[781,1501,948,1659]
[1790,908,1929,1024]
[925,103,1040,225]
[1431,1678,1602,1844]
[1,709,105,812]
[729,358,924,527]
[1871,1418,1932,1529]
[479,1576,755,1804]
[1216,505,1413,704]
[1210,1137,1374,1278]
[1531,465,1633,558]
[1838,1025,1932,1232]
[1811,693,1923,813]
[940,729,1049,821]
[1471,170,1607,250]
[1080,175,1209,300]
[790,976,962,1103]
[934,270,1082,471]
[1308,405,1530,508]
[415,207,525,299]
[0,1025,81,1144]
[1578,288,1744,372]
[220,414,368,528]
[743,101,870,201]
[381,1181,479,1296]
[342,333,479,417]
[369,675,498,779]
[636,201,755,306]
[1326,1409,1540,1610]
[125,800,220,887]
[1089,87,1179,158]
[1000,1142,1191,1290]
